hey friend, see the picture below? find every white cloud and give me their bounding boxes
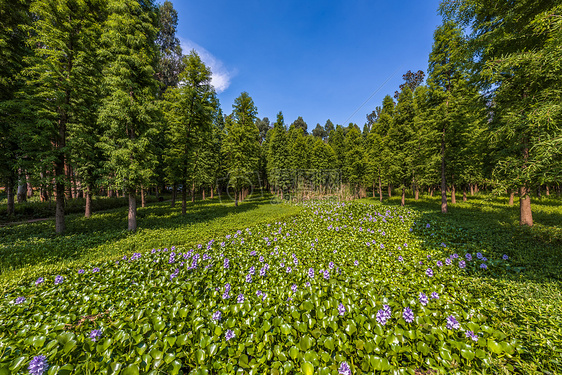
[180,38,234,93]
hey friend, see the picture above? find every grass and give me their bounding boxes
[1,192,561,373]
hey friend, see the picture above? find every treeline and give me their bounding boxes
[1,0,560,233]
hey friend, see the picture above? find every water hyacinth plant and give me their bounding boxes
[0,201,521,374]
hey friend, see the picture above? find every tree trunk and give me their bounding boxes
[519,185,533,226]
[55,177,66,234]
[85,185,92,218]
[235,189,238,207]
[17,169,27,203]
[475,184,478,194]
[211,186,214,199]
[128,190,137,231]
[388,185,392,198]
[451,183,456,204]
[440,129,448,213]
[546,185,549,196]
[182,181,187,215]
[372,181,375,198]
[71,169,78,198]
[191,182,195,203]
[171,183,177,207]
[470,183,474,196]
[141,187,146,208]
[462,186,467,202]
[6,178,15,216]
[401,186,405,206]
[378,173,383,202]
[508,189,514,206]
[202,187,206,200]
[537,185,541,198]
[64,161,72,200]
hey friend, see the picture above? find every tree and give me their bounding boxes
[0,0,31,216]
[344,125,365,197]
[223,92,260,206]
[256,117,271,144]
[324,119,335,135]
[394,70,425,99]
[426,20,467,214]
[98,0,160,231]
[266,112,291,197]
[290,116,308,135]
[155,0,184,95]
[312,123,326,139]
[163,50,215,213]
[441,0,562,225]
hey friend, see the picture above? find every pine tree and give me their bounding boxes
[266,112,291,197]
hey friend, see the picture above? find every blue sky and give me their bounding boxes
[172,0,443,130]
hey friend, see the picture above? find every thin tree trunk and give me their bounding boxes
[470,183,474,196]
[55,177,65,234]
[191,182,195,203]
[85,185,92,218]
[64,161,72,200]
[171,183,177,207]
[519,185,533,226]
[235,189,238,207]
[508,189,514,206]
[401,186,405,206]
[546,185,549,196]
[17,169,27,203]
[71,168,78,198]
[182,180,187,215]
[475,184,478,194]
[440,128,448,213]
[378,173,383,202]
[211,186,214,199]
[388,185,392,198]
[451,183,456,204]
[462,186,467,202]
[128,190,137,231]
[202,187,206,200]
[6,178,15,216]
[537,185,541,198]
[372,181,375,198]
[141,186,146,208]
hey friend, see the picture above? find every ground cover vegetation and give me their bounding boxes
[1,197,561,374]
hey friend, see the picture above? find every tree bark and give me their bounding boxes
[401,186,405,206]
[537,185,541,198]
[64,161,72,200]
[378,173,383,202]
[235,189,238,207]
[6,178,15,216]
[470,183,474,196]
[55,176,66,234]
[85,185,92,218]
[440,125,448,213]
[519,185,533,226]
[182,180,187,215]
[202,187,206,200]
[462,186,467,202]
[508,189,514,206]
[191,182,195,203]
[141,186,146,208]
[128,190,137,231]
[211,186,214,199]
[451,183,456,204]
[372,181,375,198]
[546,185,549,196]
[388,185,392,198]
[17,169,27,203]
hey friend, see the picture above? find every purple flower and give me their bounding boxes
[398,256,403,262]
[323,270,330,280]
[223,258,230,269]
[225,329,235,341]
[328,261,335,269]
[286,266,292,273]
[452,253,458,259]
[476,252,483,260]
[291,284,297,293]
[403,307,414,323]
[480,263,488,270]
[426,268,434,277]
[459,260,466,269]
[338,303,346,316]
[246,274,252,283]
[249,266,255,275]
[54,275,63,285]
[376,305,392,325]
[308,268,315,278]
[259,267,266,277]
[436,261,443,267]
[222,291,230,299]
[78,269,84,274]
[35,277,44,286]
[15,297,26,304]
[441,242,447,247]
[419,292,428,306]
[502,254,509,260]
[465,253,472,261]
[212,311,222,321]
[249,250,256,256]
[431,292,439,299]
[92,267,100,273]
[426,223,430,228]
[305,282,311,287]
[28,355,48,375]
[446,315,460,330]
[259,256,264,262]
[225,283,231,292]
[90,329,102,342]
[354,260,359,266]
[338,361,351,375]
[466,330,479,342]
[445,258,452,266]
[256,290,263,297]
[237,294,244,303]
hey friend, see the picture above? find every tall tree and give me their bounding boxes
[312,123,326,139]
[98,0,160,231]
[163,50,215,214]
[223,92,260,206]
[290,116,308,135]
[266,112,291,197]
[394,70,426,99]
